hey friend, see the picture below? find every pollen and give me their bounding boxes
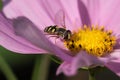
[64,25,116,57]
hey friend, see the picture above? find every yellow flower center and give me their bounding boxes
[64,25,116,57]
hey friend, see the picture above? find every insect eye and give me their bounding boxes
[67,30,72,34]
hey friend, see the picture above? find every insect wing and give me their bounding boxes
[55,10,66,28]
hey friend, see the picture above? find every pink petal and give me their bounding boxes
[13,16,73,61]
[3,0,54,30]
[81,0,120,35]
[3,0,81,31]
[56,51,102,76]
[57,0,82,30]
[56,61,77,76]
[105,62,120,76]
[78,0,100,25]
[99,50,120,76]
[98,0,120,36]
[0,31,47,53]
[2,0,10,6]
[0,12,46,53]
[113,37,120,50]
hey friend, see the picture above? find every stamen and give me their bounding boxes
[64,25,116,57]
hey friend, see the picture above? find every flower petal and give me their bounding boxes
[13,16,73,61]
[78,0,104,26]
[0,12,45,53]
[56,51,102,76]
[56,61,76,76]
[3,0,54,30]
[57,0,82,30]
[105,62,120,76]
[98,0,120,35]
[113,36,120,50]
[99,50,120,76]
[77,0,91,25]
[79,0,120,35]
[2,0,11,6]
[3,0,81,31]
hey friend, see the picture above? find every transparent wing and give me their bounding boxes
[54,10,66,28]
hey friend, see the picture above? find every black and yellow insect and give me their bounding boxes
[44,25,72,41]
[44,10,72,41]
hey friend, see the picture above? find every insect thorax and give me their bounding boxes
[63,30,72,40]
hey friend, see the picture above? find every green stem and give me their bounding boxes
[88,69,96,80]
[0,55,17,80]
[31,55,50,80]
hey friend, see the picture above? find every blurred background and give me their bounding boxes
[0,46,120,80]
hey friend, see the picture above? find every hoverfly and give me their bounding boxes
[44,10,72,41]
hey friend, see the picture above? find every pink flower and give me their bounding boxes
[1,0,120,76]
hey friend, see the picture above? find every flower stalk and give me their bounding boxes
[0,55,17,80]
[88,70,96,80]
[31,55,50,80]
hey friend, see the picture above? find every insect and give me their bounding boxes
[44,25,72,41]
[44,10,72,41]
